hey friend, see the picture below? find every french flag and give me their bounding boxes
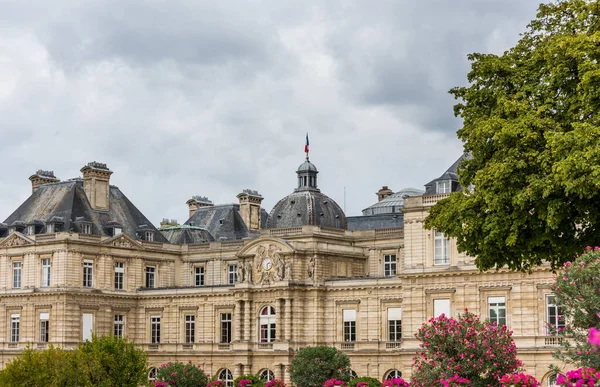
[304,133,309,154]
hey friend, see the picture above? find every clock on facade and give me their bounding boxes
[262,258,272,271]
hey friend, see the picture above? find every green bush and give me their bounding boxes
[233,374,265,387]
[157,361,209,387]
[348,376,382,387]
[289,346,352,387]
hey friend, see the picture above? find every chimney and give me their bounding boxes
[237,189,264,231]
[377,186,393,202]
[186,196,213,218]
[160,218,179,228]
[29,170,60,193]
[80,162,113,211]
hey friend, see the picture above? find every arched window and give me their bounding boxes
[384,370,402,380]
[548,374,558,387]
[218,369,234,387]
[259,369,275,382]
[148,367,157,381]
[350,370,358,380]
[260,306,276,343]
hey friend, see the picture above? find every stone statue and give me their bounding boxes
[284,259,292,280]
[245,260,253,283]
[308,256,316,279]
[237,263,244,283]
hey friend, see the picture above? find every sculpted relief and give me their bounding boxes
[241,243,292,285]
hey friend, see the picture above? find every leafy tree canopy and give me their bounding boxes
[288,346,352,387]
[424,0,600,271]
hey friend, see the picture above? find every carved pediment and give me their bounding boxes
[102,234,144,250]
[236,237,295,285]
[0,233,35,247]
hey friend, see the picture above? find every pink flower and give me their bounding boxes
[589,328,600,347]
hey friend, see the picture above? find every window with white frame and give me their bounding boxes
[41,258,51,287]
[546,295,565,335]
[114,315,124,338]
[434,230,450,265]
[40,312,49,342]
[114,227,122,236]
[146,266,156,288]
[436,180,451,194]
[343,309,356,342]
[11,314,20,342]
[384,254,397,276]
[218,369,233,387]
[548,374,558,387]
[195,266,205,286]
[488,297,506,326]
[82,313,93,341]
[388,308,402,342]
[259,369,275,382]
[114,262,124,290]
[81,224,92,234]
[27,225,35,235]
[220,313,232,343]
[83,260,93,288]
[434,299,450,318]
[46,223,54,234]
[151,316,161,344]
[145,231,154,241]
[259,306,276,343]
[185,314,195,344]
[228,264,237,285]
[385,370,402,380]
[13,261,22,289]
[148,368,158,382]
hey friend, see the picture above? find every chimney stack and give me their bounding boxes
[29,170,60,193]
[377,186,393,202]
[237,189,263,231]
[160,218,179,228]
[80,162,113,211]
[186,196,213,218]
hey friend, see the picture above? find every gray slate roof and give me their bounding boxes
[266,190,347,229]
[362,187,425,216]
[424,154,466,195]
[3,180,167,242]
[184,204,258,241]
[347,213,404,231]
[160,225,215,244]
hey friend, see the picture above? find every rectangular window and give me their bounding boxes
[434,230,450,265]
[151,316,161,344]
[228,264,237,285]
[388,308,402,342]
[82,313,93,341]
[343,309,356,342]
[434,299,451,318]
[81,224,92,234]
[488,296,506,326]
[546,295,565,335]
[41,258,51,287]
[40,313,49,342]
[436,180,451,194]
[114,262,124,290]
[83,260,93,288]
[114,227,122,236]
[384,254,397,276]
[11,314,20,342]
[13,262,22,289]
[146,266,156,288]
[145,231,154,241]
[185,315,195,344]
[46,223,54,234]
[27,225,35,235]
[195,267,205,286]
[220,313,232,343]
[114,315,124,338]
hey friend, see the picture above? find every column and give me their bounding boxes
[244,300,252,341]
[285,298,292,342]
[234,300,242,342]
[278,298,285,340]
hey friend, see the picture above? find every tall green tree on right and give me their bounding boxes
[425,0,600,271]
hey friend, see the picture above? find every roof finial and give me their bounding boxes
[304,132,310,161]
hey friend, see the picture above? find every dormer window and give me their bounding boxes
[27,225,36,235]
[114,227,122,236]
[46,224,54,234]
[81,224,92,234]
[145,231,154,242]
[436,181,451,194]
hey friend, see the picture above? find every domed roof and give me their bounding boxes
[266,190,347,229]
[362,187,424,216]
[297,160,318,173]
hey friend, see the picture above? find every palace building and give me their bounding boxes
[0,155,562,386]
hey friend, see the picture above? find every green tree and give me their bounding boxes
[424,0,600,271]
[0,345,79,387]
[551,247,600,369]
[289,346,352,387]
[76,334,149,387]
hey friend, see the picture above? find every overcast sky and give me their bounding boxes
[0,0,540,225]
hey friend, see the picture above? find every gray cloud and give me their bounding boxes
[0,0,539,225]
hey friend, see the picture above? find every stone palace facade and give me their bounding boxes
[0,156,562,386]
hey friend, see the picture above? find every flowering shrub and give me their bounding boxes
[552,247,600,369]
[498,373,540,387]
[233,374,264,387]
[324,379,346,387]
[154,383,168,387]
[348,376,382,387]
[266,378,285,387]
[208,380,228,387]
[382,377,410,387]
[441,375,471,386]
[289,346,353,387]
[556,368,600,386]
[156,361,209,387]
[411,310,522,387]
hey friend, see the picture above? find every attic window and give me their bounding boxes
[320,213,324,217]
[297,213,302,217]
[290,200,295,205]
[145,231,154,242]
[27,225,36,236]
[114,227,122,236]
[436,180,451,194]
[219,219,224,225]
[46,224,54,234]
[80,224,92,234]
[323,201,328,205]
[277,215,282,219]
